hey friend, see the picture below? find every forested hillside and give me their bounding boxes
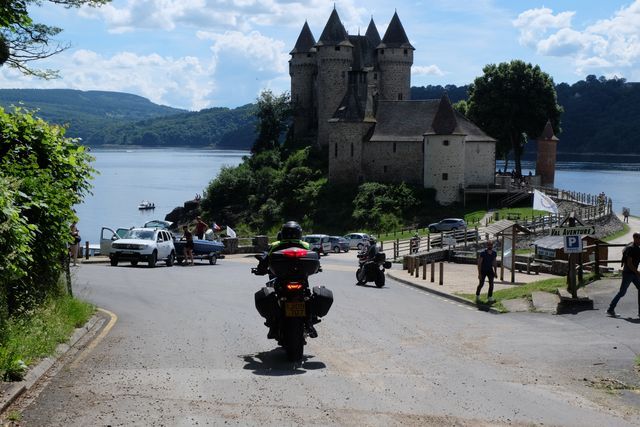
[411,76,640,155]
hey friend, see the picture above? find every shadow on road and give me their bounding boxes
[355,282,389,289]
[242,350,326,376]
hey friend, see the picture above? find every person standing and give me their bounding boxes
[182,225,194,265]
[69,222,80,266]
[476,241,498,303]
[607,232,640,318]
[194,216,208,240]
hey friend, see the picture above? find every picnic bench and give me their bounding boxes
[514,260,540,275]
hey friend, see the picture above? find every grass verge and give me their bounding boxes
[456,274,596,312]
[602,222,630,242]
[0,295,95,381]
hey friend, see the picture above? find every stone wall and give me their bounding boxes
[464,141,495,186]
[378,48,412,101]
[328,121,373,182]
[424,134,466,205]
[361,140,422,185]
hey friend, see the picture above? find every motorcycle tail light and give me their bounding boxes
[282,248,308,258]
[286,282,303,290]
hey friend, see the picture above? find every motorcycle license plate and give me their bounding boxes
[284,302,306,317]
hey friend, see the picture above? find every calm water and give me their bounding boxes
[75,151,640,243]
[75,148,248,243]
[499,160,640,216]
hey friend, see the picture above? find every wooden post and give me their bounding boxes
[439,262,444,286]
[415,257,420,278]
[85,241,90,259]
[500,233,505,281]
[422,258,427,280]
[595,242,601,278]
[396,239,399,259]
[427,234,430,251]
[380,240,384,251]
[409,257,414,275]
[464,227,468,249]
[431,260,435,282]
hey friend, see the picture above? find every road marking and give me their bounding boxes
[70,308,118,369]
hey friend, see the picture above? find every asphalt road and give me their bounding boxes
[9,251,640,426]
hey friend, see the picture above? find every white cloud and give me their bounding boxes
[513,1,640,78]
[0,50,216,110]
[412,65,445,77]
[197,30,288,73]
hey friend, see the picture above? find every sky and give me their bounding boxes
[0,0,638,111]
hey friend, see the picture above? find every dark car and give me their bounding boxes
[328,236,350,253]
[428,218,466,233]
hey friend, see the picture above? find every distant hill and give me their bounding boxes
[0,89,257,150]
[411,77,640,156]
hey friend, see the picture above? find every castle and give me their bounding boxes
[289,8,497,205]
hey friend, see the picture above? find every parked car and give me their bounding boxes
[303,234,331,255]
[343,232,371,250]
[108,227,176,268]
[143,219,173,229]
[100,227,132,255]
[328,236,350,253]
[428,218,466,233]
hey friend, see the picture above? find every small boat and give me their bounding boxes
[138,200,155,210]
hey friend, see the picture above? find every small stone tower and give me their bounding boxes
[536,120,559,187]
[315,8,353,146]
[289,21,317,142]
[424,94,467,205]
[376,12,414,101]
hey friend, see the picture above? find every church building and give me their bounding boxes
[289,8,497,205]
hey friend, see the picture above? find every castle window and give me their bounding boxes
[422,142,424,152]
[442,173,448,181]
[335,46,341,51]
[443,140,450,146]
[393,142,397,153]
[350,143,354,157]
[380,49,384,55]
[334,143,338,158]
[398,93,403,100]
[383,165,387,173]
[374,73,377,80]
[404,49,408,55]
[307,53,311,58]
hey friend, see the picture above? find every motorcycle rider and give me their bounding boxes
[255,221,315,338]
[363,236,379,261]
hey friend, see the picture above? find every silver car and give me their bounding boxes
[303,234,331,255]
[343,232,371,251]
[428,218,466,233]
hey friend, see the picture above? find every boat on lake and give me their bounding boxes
[138,200,155,210]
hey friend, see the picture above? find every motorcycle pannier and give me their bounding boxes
[311,286,333,317]
[254,287,278,319]
[269,249,320,277]
[374,252,386,263]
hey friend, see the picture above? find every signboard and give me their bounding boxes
[564,235,583,253]
[536,247,556,259]
[550,226,596,236]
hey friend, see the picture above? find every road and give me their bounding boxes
[7,251,640,426]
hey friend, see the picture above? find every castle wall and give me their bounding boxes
[361,140,422,185]
[378,48,413,101]
[424,134,465,205]
[328,122,374,182]
[464,142,495,186]
[316,45,353,146]
[289,53,317,141]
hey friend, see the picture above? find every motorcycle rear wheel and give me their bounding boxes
[284,318,305,361]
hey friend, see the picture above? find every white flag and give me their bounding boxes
[533,189,558,214]
[226,226,237,238]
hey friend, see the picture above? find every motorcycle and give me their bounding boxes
[252,247,333,362]
[356,250,392,287]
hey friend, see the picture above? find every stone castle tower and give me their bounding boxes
[289,9,414,146]
[536,120,559,186]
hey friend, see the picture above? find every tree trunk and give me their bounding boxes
[511,133,522,177]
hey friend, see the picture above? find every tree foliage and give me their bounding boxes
[466,60,562,175]
[252,90,291,154]
[0,107,94,330]
[0,0,110,78]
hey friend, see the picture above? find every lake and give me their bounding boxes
[75,148,248,243]
[75,150,640,244]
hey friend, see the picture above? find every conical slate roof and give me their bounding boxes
[538,120,559,141]
[317,9,352,47]
[429,93,463,135]
[290,21,316,54]
[365,18,381,46]
[379,12,414,49]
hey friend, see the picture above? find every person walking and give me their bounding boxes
[607,232,640,318]
[476,240,498,303]
[182,225,195,265]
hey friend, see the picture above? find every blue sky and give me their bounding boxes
[0,0,638,110]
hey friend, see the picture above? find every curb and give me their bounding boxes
[386,271,501,314]
[0,311,107,414]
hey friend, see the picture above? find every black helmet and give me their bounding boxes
[280,221,302,240]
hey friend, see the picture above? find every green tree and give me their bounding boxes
[251,90,291,154]
[467,60,562,175]
[0,1,110,78]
